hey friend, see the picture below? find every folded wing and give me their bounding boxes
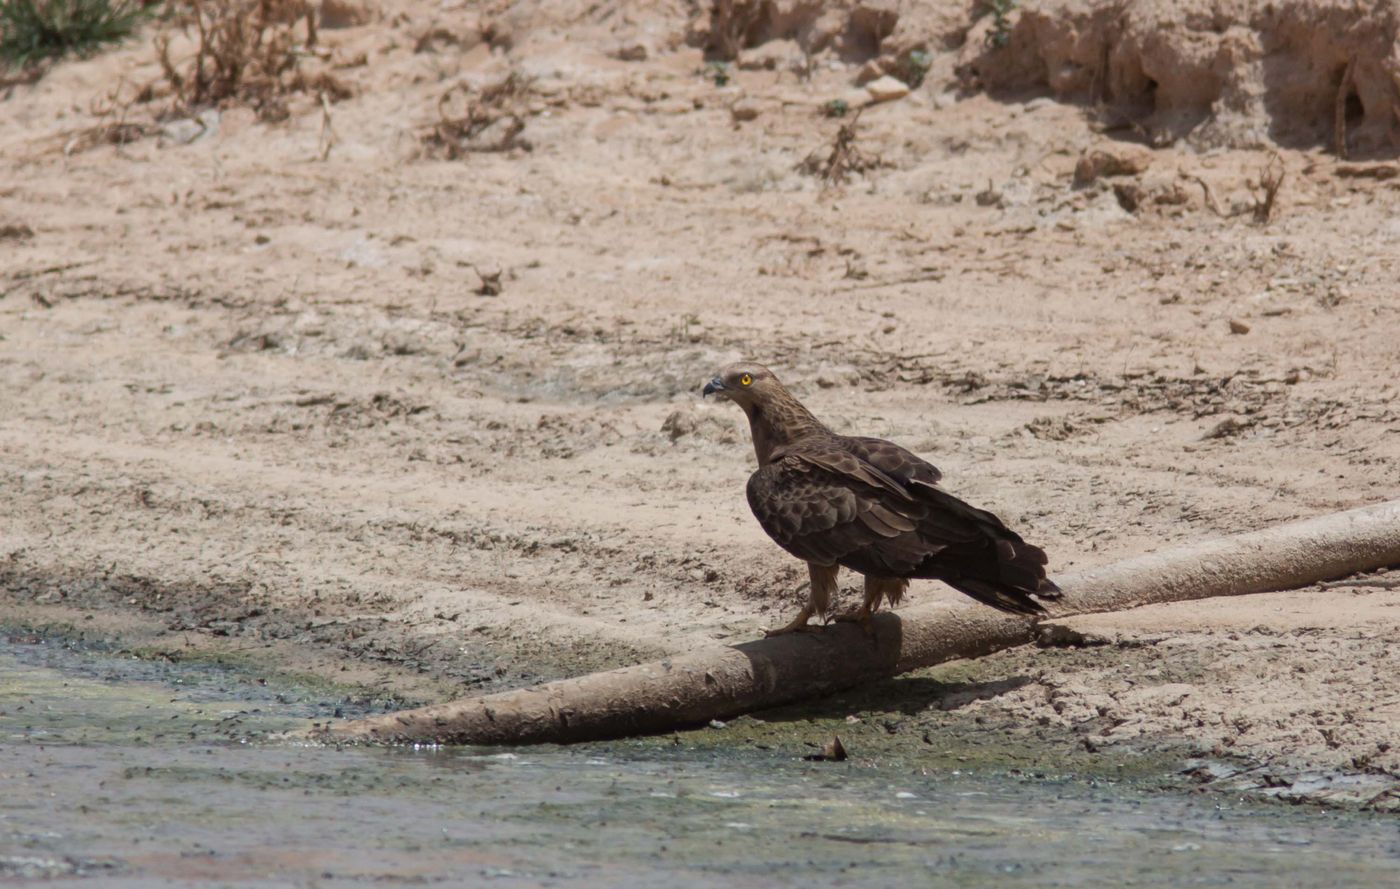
[746,440,1059,615]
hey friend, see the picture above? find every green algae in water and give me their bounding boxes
[4,635,1400,887]
[0,635,345,745]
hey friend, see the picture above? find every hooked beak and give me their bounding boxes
[701,377,725,398]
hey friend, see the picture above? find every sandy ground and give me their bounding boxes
[3,1,1400,802]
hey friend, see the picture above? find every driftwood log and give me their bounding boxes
[310,500,1400,746]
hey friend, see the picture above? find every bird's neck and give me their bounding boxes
[745,392,828,465]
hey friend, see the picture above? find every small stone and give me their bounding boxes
[864,75,910,104]
[802,734,848,762]
[1228,318,1251,334]
[1202,416,1250,440]
[854,58,888,84]
[1113,181,1144,212]
[730,99,761,122]
[737,38,799,71]
[611,40,649,62]
[320,0,377,29]
[822,735,848,760]
[160,109,220,145]
[475,266,504,296]
[1073,143,1153,186]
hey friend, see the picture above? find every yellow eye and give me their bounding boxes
[740,374,753,386]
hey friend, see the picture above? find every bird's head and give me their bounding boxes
[701,362,781,407]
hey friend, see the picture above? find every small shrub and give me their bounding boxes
[1252,153,1286,225]
[895,50,931,88]
[798,111,883,185]
[984,0,1017,50]
[704,60,729,87]
[707,0,762,61]
[0,0,152,69]
[421,71,536,158]
[155,0,348,121]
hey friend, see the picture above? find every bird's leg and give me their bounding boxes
[830,568,876,634]
[762,563,838,637]
[834,576,890,636]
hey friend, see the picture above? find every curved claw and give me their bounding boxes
[831,605,876,638]
[762,606,819,637]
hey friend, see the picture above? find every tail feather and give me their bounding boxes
[939,576,1049,616]
[912,488,1060,615]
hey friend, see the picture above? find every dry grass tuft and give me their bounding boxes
[154,0,349,122]
[49,80,156,154]
[52,0,353,154]
[705,0,763,61]
[1252,152,1286,225]
[62,117,157,152]
[420,71,537,158]
[797,111,883,185]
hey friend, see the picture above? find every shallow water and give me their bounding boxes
[3,636,1399,888]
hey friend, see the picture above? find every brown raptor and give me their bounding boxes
[703,362,1060,635]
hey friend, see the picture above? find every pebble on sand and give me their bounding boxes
[864,75,911,104]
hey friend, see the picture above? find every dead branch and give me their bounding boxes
[1335,57,1357,159]
[421,72,535,158]
[316,90,336,161]
[1334,162,1399,180]
[797,110,882,185]
[308,500,1400,746]
[157,0,347,122]
[708,0,764,60]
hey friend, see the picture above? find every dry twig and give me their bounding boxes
[421,72,535,158]
[156,0,348,122]
[708,0,763,60]
[62,80,158,154]
[316,90,336,161]
[797,110,882,185]
[1334,57,1357,159]
[1252,153,1286,224]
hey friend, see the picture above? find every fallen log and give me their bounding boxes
[309,499,1400,746]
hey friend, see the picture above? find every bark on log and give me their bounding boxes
[310,500,1400,746]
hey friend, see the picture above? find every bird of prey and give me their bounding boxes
[703,362,1060,636]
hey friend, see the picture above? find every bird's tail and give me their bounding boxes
[913,488,1061,616]
[938,566,1061,616]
